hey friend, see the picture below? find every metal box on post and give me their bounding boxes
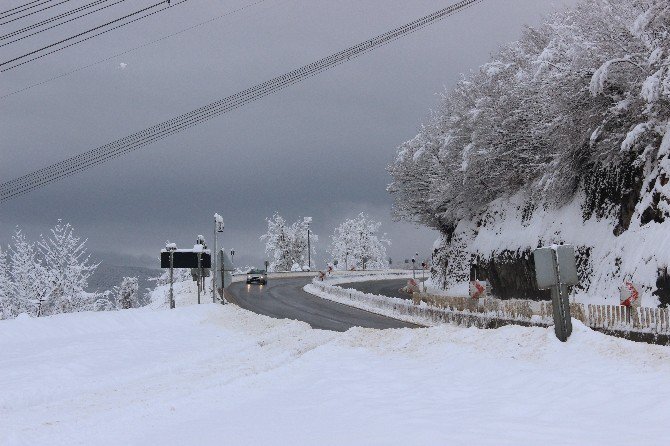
[533,247,558,290]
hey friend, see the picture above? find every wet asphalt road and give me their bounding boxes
[226,277,420,332]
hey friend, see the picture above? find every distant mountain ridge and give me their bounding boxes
[88,264,160,295]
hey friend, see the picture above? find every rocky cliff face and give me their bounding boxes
[431,149,670,307]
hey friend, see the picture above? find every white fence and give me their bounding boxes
[311,281,670,339]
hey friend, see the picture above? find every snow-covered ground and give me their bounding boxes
[2,283,670,445]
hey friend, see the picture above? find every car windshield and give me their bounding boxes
[249,269,266,274]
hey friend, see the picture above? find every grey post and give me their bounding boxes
[169,249,175,309]
[534,245,578,342]
[197,252,201,305]
[213,218,217,303]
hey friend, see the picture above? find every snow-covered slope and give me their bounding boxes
[2,300,670,445]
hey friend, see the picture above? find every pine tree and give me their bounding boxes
[0,246,13,319]
[9,228,46,316]
[38,220,98,315]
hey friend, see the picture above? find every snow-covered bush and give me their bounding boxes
[116,277,139,309]
[260,213,317,272]
[328,213,390,270]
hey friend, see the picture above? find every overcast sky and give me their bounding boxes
[0,0,574,269]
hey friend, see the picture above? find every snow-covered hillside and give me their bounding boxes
[388,0,670,305]
[2,295,670,444]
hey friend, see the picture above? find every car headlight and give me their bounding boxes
[247,274,251,279]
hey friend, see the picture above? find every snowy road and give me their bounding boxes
[226,277,419,331]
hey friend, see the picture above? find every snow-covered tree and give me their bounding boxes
[387,0,670,291]
[0,246,13,319]
[260,213,318,272]
[116,276,139,309]
[9,228,47,316]
[328,213,390,270]
[38,220,98,315]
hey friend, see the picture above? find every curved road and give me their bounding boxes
[226,277,420,332]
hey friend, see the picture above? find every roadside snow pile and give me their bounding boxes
[305,280,429,327]
[2,304,670,445]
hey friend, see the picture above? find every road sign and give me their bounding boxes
[469,280,487,299]
[161,250,211,268]
[534,247,558,290]
[533,245,578,342]
[220,249,234,289]
[556,245,579,285]
[620,282,641,307]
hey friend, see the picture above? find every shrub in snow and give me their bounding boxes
[260,213,317,272]
[116,277,139,309]
[328,213,390,270]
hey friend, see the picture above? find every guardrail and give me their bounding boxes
[310,281,670,345]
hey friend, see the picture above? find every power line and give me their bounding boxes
[0,0,58,19]
[0,0,72,25]
[0,0,270,99]
[1,0,170,68]
[0,0,484,203]
[1,0,125,45]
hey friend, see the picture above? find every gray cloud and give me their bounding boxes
[0,0,575,269]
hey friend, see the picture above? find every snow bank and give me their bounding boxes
[2,303,670,445]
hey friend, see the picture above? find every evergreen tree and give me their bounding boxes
[0,246,13,319]
[9,228,46,316]
[38,220,98,315]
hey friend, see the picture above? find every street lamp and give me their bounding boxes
[305,218,311,270]
[213,214,224,303]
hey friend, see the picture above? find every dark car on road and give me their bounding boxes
[246,269,268,285]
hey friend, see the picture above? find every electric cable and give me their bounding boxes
[0,0,269,99]
[0,0,58,19]
[0,0,484,202]
[0,0,72,25]
[1,0,124,46]
[0,0,170,68]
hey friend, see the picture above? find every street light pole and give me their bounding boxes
[307,227,311,270]
[214,214,224,303]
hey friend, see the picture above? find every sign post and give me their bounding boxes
[533,245,579,342]
[164,243,177,309]
[213,214,224,303]
[161,244,211,309]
